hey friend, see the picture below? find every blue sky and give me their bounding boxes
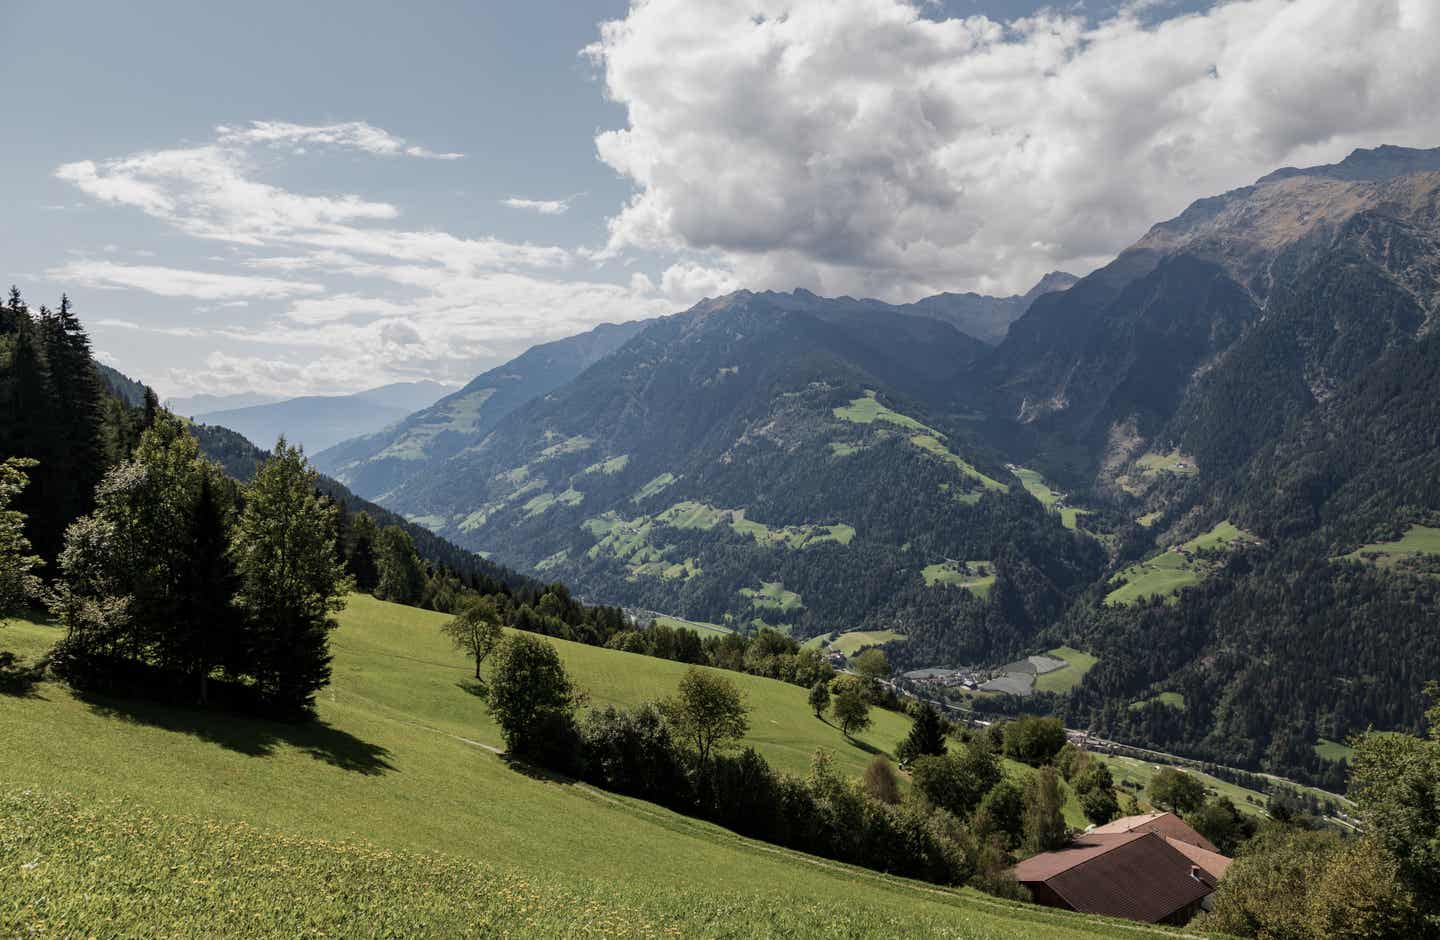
[3,0,1435,398]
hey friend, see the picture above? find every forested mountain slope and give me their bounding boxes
[368,289,1102,658]
[314,320,651,499]
[981,145,1440,490]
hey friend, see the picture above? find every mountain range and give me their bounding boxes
[191,380,457,455]
[306,144,1440,786]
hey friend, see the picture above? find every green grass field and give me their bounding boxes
[652,613,733,637]
[1032,646,1099,695]
[922,560,996,597]
[740,580,804,613]
[802,629,907,658]
[1341,524,1440,566]
[1129,692,1186,711]
[0,597,1181,937]
[833,390,934,432]
[1105,521,1256,606]
[1099,754,1270,819]
[1314,738,1356,763]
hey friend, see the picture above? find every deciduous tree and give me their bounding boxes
[442,595,504,679]
[664,667,749,767]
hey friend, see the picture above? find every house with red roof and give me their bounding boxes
[1010,813,1232,925]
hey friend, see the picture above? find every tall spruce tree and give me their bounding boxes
[0,309,58,559]
[172,472,242,702]
[897,702,949,763]
[39,295,105,540]
[346,510,381,592]
[231,439,350,715]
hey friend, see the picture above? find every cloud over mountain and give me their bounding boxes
[588,0,1440,297]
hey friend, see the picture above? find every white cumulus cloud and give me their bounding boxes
[587,0,1440,297]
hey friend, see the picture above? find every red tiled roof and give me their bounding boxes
[1013,832,1218,924]
[1164,837,1232,880]
[1088,811,1221,854]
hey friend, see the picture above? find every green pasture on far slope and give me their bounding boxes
[0,596,1184,938]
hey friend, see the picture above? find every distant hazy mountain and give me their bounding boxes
[195,381,456,455]
[313,321,653,499]
[167,391,281,416]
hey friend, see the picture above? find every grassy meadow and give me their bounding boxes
[0,596,1193,938]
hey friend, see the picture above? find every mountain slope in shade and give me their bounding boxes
[375,289,1101,658]
[978,144,1440,488]
[313,320,653,499]
[194,381,456,455]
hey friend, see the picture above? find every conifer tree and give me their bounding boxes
[0,311,58,559]
[346,511,381,592]
[34,295,105,557]
[231,439,350,715]
[897,702,949,763]
[172,472,241,702]
[0,458,43,620]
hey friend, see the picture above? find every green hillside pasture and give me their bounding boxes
[1128,692,1186,712]
[632,471,678,502]
[659,500,855,549]
[0,601,1173,938]
[1104,552,1200,605]
[1010,466,1060,507]
[922,560,996,598]
[1341,524,1440,567]
[802,629,907,658]
[1100,754,1270,819]
[1032,646,1099,695]
[1104,521,1257,606]
[740,581,804,613]
[833,390,934,432]
[1135,450,1198,477]
[1314,738,1356,763]
[1059,508,1093,532]
[652,613,733,637]
[583,454,630,475]
[910,435,1008,492]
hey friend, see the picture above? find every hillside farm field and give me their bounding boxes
[0,596,1183,938]
[922,560,996,597]
[802,629,907,658]
[1105,521,1257,605]
[1341,524,1440,567]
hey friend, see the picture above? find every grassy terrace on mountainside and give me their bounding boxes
[739,580,803,613]
[1032,646,1099,695]
[922,560,996,598]
[1104,520,1257,606]
[0,598,1178,939]
[1314,738,1356,763]
[1340,524,1440,567]
[1129,692,1186,712]
[835,391,1008,493]
[802,629,908,658]
[652,613,732,637]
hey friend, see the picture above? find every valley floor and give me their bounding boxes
[2,596,1195,937]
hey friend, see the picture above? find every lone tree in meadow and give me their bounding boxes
[663,667,749,767]
[487,632,576,755]
[0,458,42,621]
[897,701,948,763]
[442,595,505,680]
[231,439,351,715]
[808,679,831,718]
[832,684,872,738]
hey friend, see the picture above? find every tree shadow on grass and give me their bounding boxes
[843,735,882,757]
[0,652,46,699]
[456,679,488,701]
[79,691,396,776]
